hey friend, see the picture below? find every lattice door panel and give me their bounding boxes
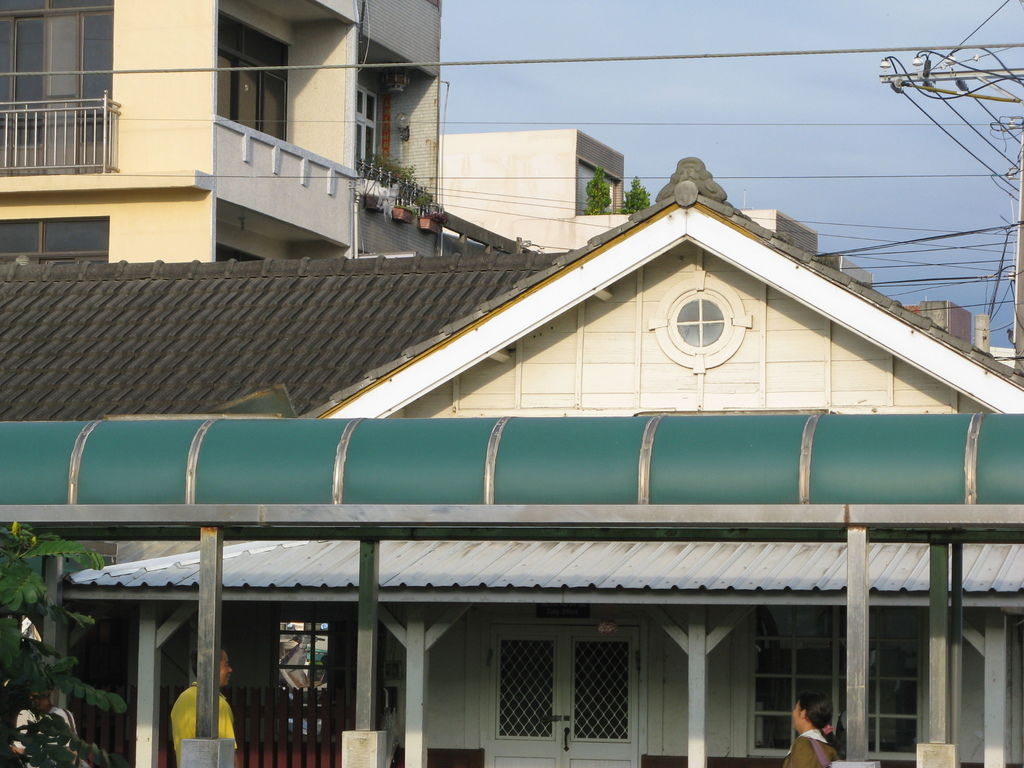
[498,638,555,738]
[572,640,629,741]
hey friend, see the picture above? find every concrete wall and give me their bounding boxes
[404,243,974,417]
[440,130,629,250]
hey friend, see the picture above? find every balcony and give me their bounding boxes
[0,96,120,174]
[214,117,358,248]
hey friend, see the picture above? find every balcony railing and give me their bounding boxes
[358,158,442,214]
[0,94,120,174]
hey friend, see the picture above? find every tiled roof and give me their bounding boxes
[68,539,1024,596]
[0,254,557,420]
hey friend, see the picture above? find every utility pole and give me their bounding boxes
[880,52,1024,371]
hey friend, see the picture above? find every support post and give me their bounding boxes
[929,543,950,744]
[846,526,870,761]
[688,606,707,768]
[196,526,223,740]
[42,556,68,655]
[950,543,963,754]
[405,607,428,768]
[356,540,380,731]
[983,611,1008,768]
[136,604,161,768]
[1015,137,1024,374]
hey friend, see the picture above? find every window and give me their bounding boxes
[652,275,751,370]
[754,606,920,755]
[277,615,357,691]
[355,86,376,165]
[676,298,724,347]
[0,217,108,263]
[217,16,287,140]
[0,0,113,103]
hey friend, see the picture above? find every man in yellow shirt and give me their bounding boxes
[170,649,239,767]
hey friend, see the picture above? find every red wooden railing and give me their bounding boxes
[68,686,352,768]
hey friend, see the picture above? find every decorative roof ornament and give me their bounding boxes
[655,157,728,208]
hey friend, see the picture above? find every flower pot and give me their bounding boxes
[418,216,441,234]
[363,194,383,212]
[391,206,415,224]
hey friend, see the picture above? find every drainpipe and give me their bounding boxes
[351,179,360,258]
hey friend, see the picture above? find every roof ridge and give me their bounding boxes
[0,252,555,284]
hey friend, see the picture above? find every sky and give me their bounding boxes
[439,1,1024,347]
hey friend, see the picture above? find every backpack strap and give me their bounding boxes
[808,737,832,768]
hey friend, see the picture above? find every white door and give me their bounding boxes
[486,627,639,768]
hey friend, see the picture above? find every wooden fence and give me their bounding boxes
[68,685,353,767]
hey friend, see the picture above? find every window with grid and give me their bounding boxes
[753,606,919,755]
[0,0,112,103]
[278,617,357,691]
[0,218,107,263]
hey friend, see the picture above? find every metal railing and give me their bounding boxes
[0,93,120,174]
[358,158,443,214]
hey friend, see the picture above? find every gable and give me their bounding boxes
[403,244,984,417]
[332,201,1024,417]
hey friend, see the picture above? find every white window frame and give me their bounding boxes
[356,86,377,164]
[650,273,752,371]
[749,605,924,759]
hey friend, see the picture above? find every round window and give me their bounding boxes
[653,276,751,370]
[676,299,725,348]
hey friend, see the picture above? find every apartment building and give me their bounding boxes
[0,0,441,264]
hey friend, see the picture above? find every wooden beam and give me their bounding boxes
[687,606,707,768]
[425,605,470,650]
[705,606,751,654]
[156,603,196,649]
[405,607,428,768]
[379,605,407,647]
[984,610,1008,768]
[136,604,161,768]
[647,605,688,654]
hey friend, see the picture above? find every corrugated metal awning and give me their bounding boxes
[68,539,1024,595]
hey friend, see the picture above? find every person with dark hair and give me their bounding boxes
[782,691,839,768]
[169,649,240,767]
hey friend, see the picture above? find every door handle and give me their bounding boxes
[563,726,570,752]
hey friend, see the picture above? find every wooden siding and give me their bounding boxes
[403,246,972,417]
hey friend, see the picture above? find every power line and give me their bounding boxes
[956,0,1013,48]
[899,91,1019,194]
[818,224,1014,256]
[9,41,1024,78]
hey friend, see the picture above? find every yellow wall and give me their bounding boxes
[113,0,217,174]
[2,191,214,264]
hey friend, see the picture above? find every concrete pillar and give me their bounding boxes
[136,604,161,768]
[929,544,950,743]
[343,542,387,768]
[196,526,224,740]
[355,540,380,730]
[687,606,707,768]
[180,738,235,767]
[405,607,428,768]
[846,526,870,760]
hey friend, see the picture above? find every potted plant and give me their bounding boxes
[418,210,448,233]
[363,193,383,212]
[391,204,417,224]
